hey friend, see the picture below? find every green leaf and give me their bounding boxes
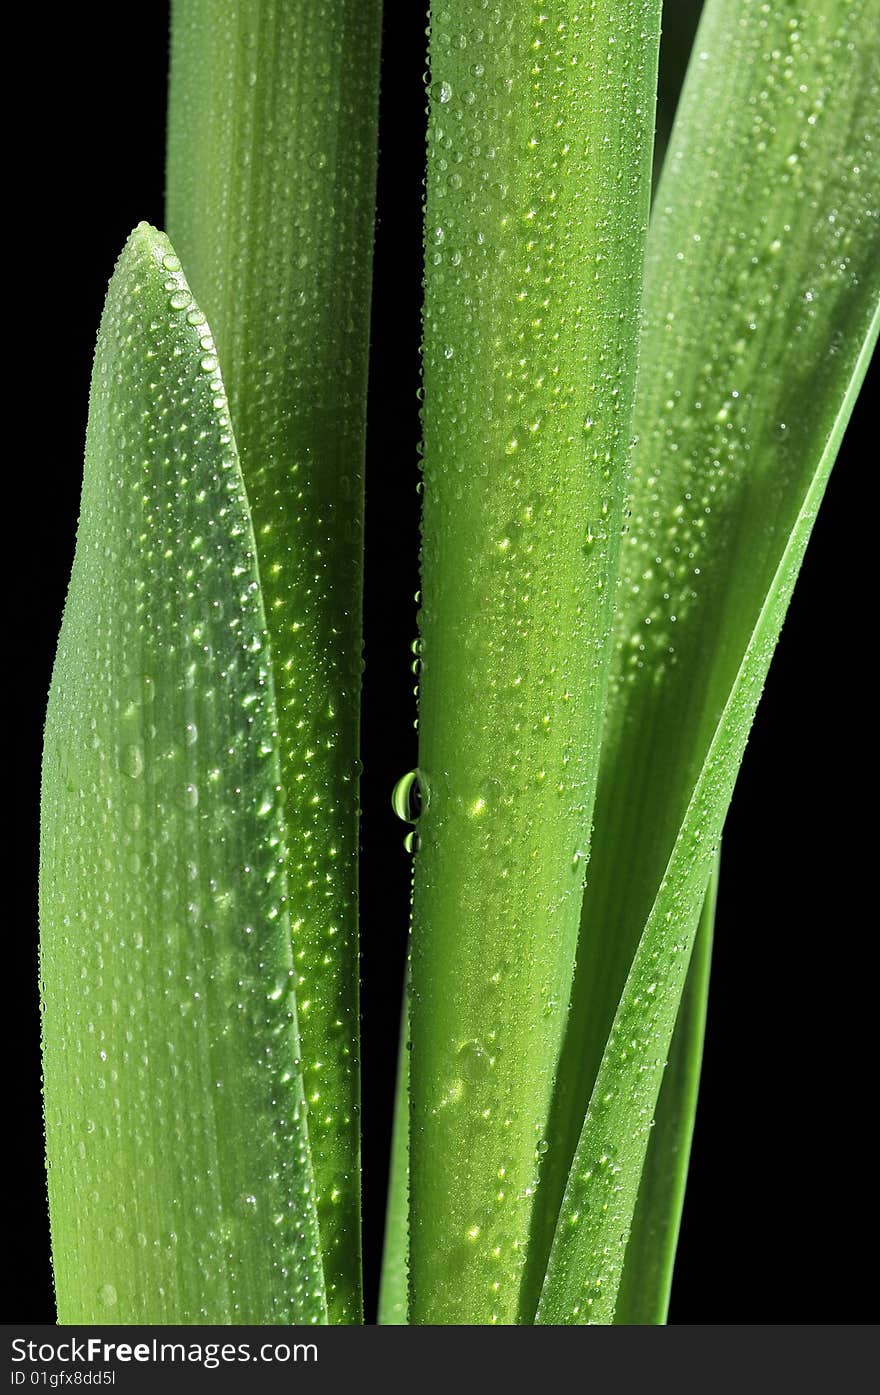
[40,224,326,1324]
[613,855,717,1325]
[408,1,661,1325]
[377,994,410,1326]
[536,0,880,1323]
[166,0,383,1322]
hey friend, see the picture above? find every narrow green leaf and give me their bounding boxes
[614,854,717,1325]
[409,2,661,1325]
[377,995,410,1326]
[167,0,383,1322]
[537,0,880,1322]
[538,316,875,1321]
[40,224,325,1324]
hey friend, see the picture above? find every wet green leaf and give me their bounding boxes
[40,224,326,1325]
[537,0,879,1323]
[377,996,410,1326]
[166,0,382,1322]
[408,0,662,1325]
[614,858,717,1324]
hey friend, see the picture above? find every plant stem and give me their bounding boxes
[166,0,382,1322]
[409,1,660,1324]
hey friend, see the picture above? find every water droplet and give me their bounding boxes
[392,770,423,823]
[124,672,155,707]
[458,1040,491,1078]
[99,1284,118,1308]
[121,744,144,780]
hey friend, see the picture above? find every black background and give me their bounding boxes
[6,4,876,1323]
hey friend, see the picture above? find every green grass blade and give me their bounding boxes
[377,995,410,1325]
[409,2,661,1325]
[167,0,383,1322]
[538,292,875,1321]
[613,854,717,1325]
[536,0,880,1321]
[39,224,326,1325]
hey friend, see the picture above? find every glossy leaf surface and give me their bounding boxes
[167,0,383,1320]
[537,0,879,1321]
[409,0,661,1325]
[40,225,326,1324]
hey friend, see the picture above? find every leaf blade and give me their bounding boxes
[377,994,410,1326]
[40,224,326,1324]
[538,292,879,1324]
[166,0,383,1322]
[613,855,717,1325]
[409,1,661,1324]
[536,0,880,1322]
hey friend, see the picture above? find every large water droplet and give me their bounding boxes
[458,1040,491,1078]
[392,770,423,823]
[121,744,144,780]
